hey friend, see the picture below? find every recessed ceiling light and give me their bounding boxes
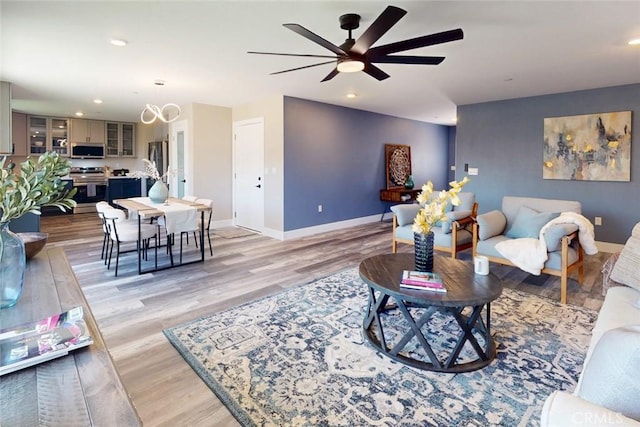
[110,39,127,47]
[93,99,103,104]
[75,111,84,117]
[629,38,640,46]
[346,92,357,99]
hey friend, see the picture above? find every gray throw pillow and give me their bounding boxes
[578,325,640,421]
[390,204,421,227]
[476,210,506,240]
[544,223,579,252]
[505,206,559,239]
[446,210,472,221]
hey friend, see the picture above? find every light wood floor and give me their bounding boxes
[41,213,610,426]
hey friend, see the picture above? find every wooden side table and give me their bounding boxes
[379,188,421,221]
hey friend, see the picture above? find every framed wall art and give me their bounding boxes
[385,144,412,189]
[543,111,631,181]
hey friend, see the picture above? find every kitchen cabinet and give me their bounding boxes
[69,118,105,143]
[106,122,135,157]
[107,177,141,204]
[9,112,27,156]
[28,115,69,156]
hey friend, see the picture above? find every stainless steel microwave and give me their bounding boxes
[70,143,105,159]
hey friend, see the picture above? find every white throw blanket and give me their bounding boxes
[495,212,598,275]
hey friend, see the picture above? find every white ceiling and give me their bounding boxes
[2,1,639,125]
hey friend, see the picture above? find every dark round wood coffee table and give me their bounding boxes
[359,253,503,373]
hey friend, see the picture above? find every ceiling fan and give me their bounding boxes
[248,5,463,82]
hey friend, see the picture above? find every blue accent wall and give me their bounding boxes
[456,84,640,244]
[283,97,449,231]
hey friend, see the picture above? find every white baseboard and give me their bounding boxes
[281,214,381,241]
[212,219,627,251]
[595,241,624,253]
[210,219,233,229]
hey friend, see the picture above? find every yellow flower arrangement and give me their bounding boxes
[412,176,470,235]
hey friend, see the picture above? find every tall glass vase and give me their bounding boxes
[0,222,26,308]
[414,231,434,272]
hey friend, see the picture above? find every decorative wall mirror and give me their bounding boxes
[385,144,412,189]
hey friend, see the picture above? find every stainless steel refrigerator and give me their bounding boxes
[147,140,168,192]
[148,140,168,177]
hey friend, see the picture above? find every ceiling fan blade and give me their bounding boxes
[270,60,337,75]
[363,63,390,81]
[283,23,347,56]
[369,55,445,65]
[321,68,340,82]
[368,28,464,56]
[351,5,407,55]
[248,51,338,59]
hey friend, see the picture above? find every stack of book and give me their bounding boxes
[400,270,447,293]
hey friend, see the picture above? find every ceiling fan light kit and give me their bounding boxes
[337,59,365,73]
[248,5,463,81]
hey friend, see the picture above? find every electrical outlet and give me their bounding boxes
[318,204,323,213]
[595,216,602,226]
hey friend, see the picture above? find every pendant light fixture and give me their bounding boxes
[140,80,181,124]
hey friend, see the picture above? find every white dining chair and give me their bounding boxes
[95,201,112,262]
[195,198,214,256]
[103,208,158,276]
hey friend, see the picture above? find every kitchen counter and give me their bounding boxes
[0,247,141,426]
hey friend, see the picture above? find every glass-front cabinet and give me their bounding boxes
[28,116,68,156]
[106,122,135,157]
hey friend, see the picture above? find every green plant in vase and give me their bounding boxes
[0,153,76,308]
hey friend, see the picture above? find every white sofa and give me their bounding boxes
[541,223,640,426]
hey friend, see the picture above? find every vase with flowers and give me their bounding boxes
[0,153,76,308]
[412,176,470,272]
[129,159,171,204]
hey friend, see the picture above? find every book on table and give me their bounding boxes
[0,306,93,376]
[400,270,446,292]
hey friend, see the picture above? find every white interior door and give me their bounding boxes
[170,120,190,198]
[233,118,264,231]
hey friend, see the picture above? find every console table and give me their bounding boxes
[379,188,421,221]
[0,247,141,426]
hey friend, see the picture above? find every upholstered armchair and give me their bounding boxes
[391,192,478,259]
[471,196,597,304]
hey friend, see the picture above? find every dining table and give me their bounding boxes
[113,197,212,274]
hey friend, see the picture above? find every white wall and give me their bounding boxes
[190,103,232,220]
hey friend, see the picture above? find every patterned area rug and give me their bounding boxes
[164,268,597,426]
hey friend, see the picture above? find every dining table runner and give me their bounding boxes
[128,197,199,235]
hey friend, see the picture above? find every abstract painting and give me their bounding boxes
[543,111,631,181]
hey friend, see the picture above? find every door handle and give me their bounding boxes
[181,179,186,183]
[255,184,262,188]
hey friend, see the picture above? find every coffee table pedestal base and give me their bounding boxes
[363,288,496,373]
